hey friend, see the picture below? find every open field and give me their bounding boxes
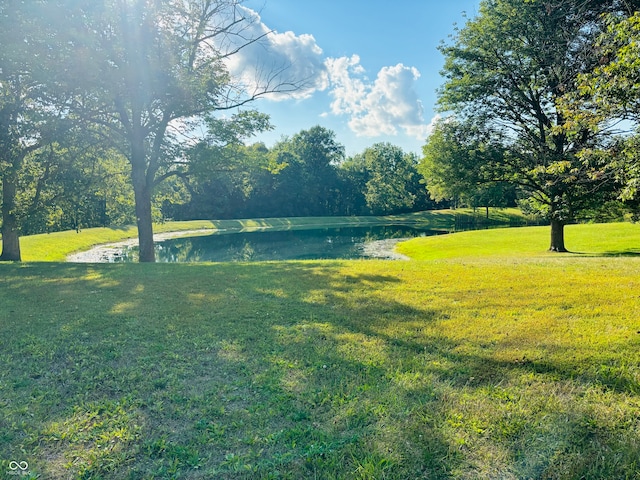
[1,221,639,479]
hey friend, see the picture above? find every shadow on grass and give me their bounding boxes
[568,249,640,257]
[0,261,638,479]
[594,249,640,257]
[107,225,135,232]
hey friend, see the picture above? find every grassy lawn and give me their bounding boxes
[397,221,640,259]
[1,220,639,478]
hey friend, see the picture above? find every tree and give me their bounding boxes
[420,119,516,217]
[18,140,136,234]
[355,143,423,215]
[175,112,272,219]
[421,119,496,202]
[288,126,344,216]
[50,0,297,261]
[0,2,63,260]
[566,12,640,210]
[337,157,371,216]
[252,126,344,217]
[0,74,42,261]
[437,0,624,251]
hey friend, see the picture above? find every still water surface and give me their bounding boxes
[111,225,439,262]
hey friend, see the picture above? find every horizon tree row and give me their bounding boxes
[166,126,449,220]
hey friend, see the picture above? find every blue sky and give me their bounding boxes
[230,0,481,156]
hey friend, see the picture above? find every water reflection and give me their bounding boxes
[113,225,437,263]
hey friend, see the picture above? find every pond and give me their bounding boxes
[81,225,441,263]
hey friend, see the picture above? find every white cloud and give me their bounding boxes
[222,7,329,100]
[222,7,431,141]
[422,113,443,137]
[325,58,432,140]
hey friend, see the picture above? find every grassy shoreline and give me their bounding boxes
[19,208,533,261]
[1,219,639,479]
[397,221,640,259]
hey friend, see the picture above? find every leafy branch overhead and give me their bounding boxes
[1,0,300,262]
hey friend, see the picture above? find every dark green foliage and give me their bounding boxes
[345,142,431,215]
[420,119,516,210]
[172,128,436,219]
[565,12,640,215]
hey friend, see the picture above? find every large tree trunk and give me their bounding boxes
[131,159,155,263]
[549,218,567,252]
[0,171,22,261]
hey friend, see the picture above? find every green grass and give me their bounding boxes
[1,220,639,479]
[397,222,640,260]
[19,208,532,261]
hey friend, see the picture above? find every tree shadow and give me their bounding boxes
[568,249,640,257]
[596,249,640,257]
[1,261,638,479]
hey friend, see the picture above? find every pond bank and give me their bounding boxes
[67,229,413,262]
[361,238,411,260]
[66,229,214,263]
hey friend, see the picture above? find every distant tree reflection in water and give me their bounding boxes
[113,226,439,262]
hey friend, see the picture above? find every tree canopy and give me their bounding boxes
[565,12,640,211]
[348,143,423,215]
[434,0,630,251]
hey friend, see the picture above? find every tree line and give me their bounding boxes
[0,0,450,262]
[167,126,442,221]
[2,0,640,261]
[0,115,445,234]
